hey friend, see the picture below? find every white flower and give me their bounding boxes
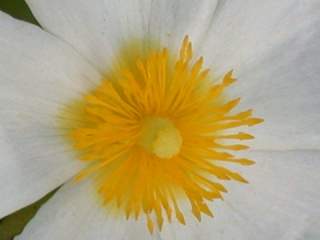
[0,0,319,239]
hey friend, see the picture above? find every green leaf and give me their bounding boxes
[0,190,58,240]
[0,0,38,25]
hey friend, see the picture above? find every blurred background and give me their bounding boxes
[0,1,53,239]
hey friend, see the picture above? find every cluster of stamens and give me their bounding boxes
[60,36,263,233]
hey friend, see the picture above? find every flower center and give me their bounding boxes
[58,36,263,234]
[139,117,182,159]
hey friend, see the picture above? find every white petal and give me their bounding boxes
[25,0,218,73]
[0,12,101,218]
[160,150,320,239]
[18,151,320,239]
[199,0,320,150]
[16,179,159,240]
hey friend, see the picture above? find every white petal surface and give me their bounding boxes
[25,0,218,73]
[0,12,101,218]
[26,0,320,150]
[16,179,160,240]
[18,151,320,240]
[198,0,320,150]
[160,150,320,240]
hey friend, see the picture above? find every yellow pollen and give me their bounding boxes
[58,35,263,234]
[139,117,182,159]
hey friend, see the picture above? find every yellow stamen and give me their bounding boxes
[58,35,263,234]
